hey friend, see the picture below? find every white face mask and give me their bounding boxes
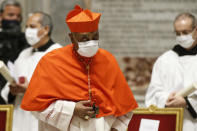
[176,32,195,48]
[77,40,99,57]
[25,28,42,46]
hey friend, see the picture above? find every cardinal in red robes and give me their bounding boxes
[21,5,138,131]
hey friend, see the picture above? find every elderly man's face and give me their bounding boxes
[174,18,197,49]
[69,30,99,49]
[1,5,21,22]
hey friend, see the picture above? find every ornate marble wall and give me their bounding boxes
[92,0,197,57]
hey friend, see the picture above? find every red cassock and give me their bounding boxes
[21,44,138,118]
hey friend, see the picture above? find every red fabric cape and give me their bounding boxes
[21,44,138,117]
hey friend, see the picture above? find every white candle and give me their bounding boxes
[176,83,197,97]
[0,60,14,83]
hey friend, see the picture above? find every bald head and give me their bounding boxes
[174,13,196,29]
[174,13,197,36]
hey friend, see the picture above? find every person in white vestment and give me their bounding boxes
[1,12,62,131]
[145,12,197,131]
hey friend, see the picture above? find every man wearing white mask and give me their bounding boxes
[1,12,61,131]
[20,5,138,131]
[145,12,197,131]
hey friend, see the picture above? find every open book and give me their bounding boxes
[0,60,14,83]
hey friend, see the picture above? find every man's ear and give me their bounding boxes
[69,33,78,50]
[44,26,50,36]
[194,26,197,35]
[69,33,75,44]
[68,33,72,40]
[195,26,197,31]
[193,26,197,40]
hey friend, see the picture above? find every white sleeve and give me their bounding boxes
[32,100,76,131]
[111,111,133,131]
[145,59,170,108]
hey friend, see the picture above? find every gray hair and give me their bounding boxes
[30,11,53,36]
[0,0,21,13]
[174,12,197,29]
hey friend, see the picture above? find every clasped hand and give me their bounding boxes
[165,92,186,108]
[9,77,28,95]
[74,100,96,120]
[74,100,118,131]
